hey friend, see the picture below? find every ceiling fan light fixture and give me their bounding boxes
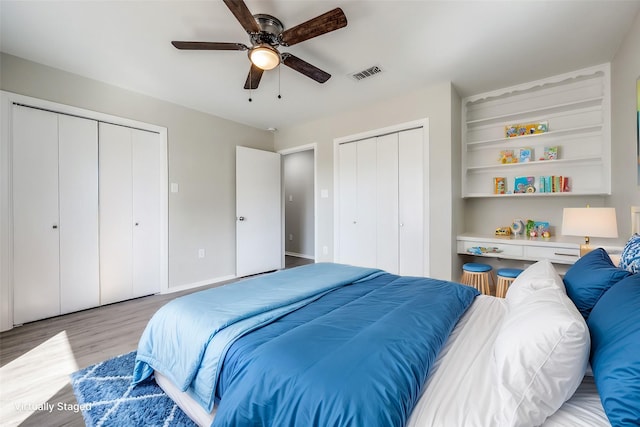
[249,45,280,70]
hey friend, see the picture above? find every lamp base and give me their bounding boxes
[579,243,593,257]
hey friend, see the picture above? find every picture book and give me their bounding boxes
[514,176,535,193]
[518,147,533,163]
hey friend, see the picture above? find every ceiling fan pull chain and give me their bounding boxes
[278,64,282,99]
[248,66,253,102]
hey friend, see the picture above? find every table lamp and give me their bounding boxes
[561,207,618,256]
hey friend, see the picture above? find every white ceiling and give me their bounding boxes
[1,1,639,130]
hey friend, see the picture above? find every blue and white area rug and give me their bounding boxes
[70,351,197,427]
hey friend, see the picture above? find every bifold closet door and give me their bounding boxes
[376,133,400,274]
[99,123,134,304]
[12,106,61,324]
[12,106,98,324]
[58,114,99,313]
[398,128,424,276]
[99,122,161,305]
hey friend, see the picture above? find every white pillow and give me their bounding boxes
[505,259,565,306]
[493,287,589,427]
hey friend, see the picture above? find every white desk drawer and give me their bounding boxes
[525,246,580,264]
[459,240,524,258]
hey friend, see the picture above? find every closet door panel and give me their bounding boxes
[398,128,424,276]
[132,129,161,297]
[356,139,377,269]
[58,114,99,313]
[99,123,133,304]
[337,143,358,265]
[376,134,399,274]
[12,106,60,324]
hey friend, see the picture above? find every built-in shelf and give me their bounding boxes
[462,64,611,198]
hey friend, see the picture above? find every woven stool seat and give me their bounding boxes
[496,268,524,298]
[460,263,493,295]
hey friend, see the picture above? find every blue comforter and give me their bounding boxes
[212,271,478,427]
[132,263,383,411]
[133,263,478,427]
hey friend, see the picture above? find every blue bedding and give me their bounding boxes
[133,263,478,426]
[132,263,383,411]
[212,271,478,427]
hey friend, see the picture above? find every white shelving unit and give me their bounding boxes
[462,64,611,198]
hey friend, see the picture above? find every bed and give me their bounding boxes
[133,226,640,426]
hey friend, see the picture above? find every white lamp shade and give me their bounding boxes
[249,45,280,70]
[562,207,618,238]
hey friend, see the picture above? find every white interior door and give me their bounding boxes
[236,146,282,277]
[132,128,161,297]
[12,106,61,324]
[99,122,134,304]
[337,143,358,265]
[58,114,99,313]
[376,133,399,274]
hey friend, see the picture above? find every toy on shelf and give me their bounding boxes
[467,246,503,255]
[511,219,525,235]
[495,227,512,236]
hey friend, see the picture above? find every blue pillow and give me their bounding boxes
[563,248,632,319]
[587,274,640,426]
[619,234,640,274]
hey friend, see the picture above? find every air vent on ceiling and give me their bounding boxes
[350,65,383,81]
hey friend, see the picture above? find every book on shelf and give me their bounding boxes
[494,177,506,194]
[538,176,570,193]
[518,147,533,163]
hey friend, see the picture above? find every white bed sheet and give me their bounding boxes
[155,295,609,427]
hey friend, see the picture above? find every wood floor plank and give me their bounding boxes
[0,256,312,426]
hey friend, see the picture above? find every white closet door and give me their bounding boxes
[58,114,99,313]
[337,143,358,265]
[132,128,161,297]
[99,122,134,305]
[356,139,377,269]
[398,128,424,276]
[12,106,61,324]
[376,134,399,274]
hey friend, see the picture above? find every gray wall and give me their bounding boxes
[274,81,458,280]
[0,53,274,291]
[283,150,315,258]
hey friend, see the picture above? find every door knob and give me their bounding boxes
[52,224,58,229]
[238,216,245,221]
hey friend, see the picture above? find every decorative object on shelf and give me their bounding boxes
[511,218,525,236]
[514,176,535,193]
[518,147,533,163]
[499,150,517,164]
[495,227,512,236]
[525,219,535,237]
[505,121,548,138]
[542,146,558,160]
[494,177,506,194]
[532,221,550,238]
[562,206,618,256]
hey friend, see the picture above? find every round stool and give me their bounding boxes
[460,263,493,295]
[495,268,524,298]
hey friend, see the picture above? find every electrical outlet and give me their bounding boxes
[289,234,293,241]
[323,246,329,255]
[198,249,205,258]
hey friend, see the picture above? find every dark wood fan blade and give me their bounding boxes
[282,53,330,83]
[171,41,248,51]
[279,8,347,47]
[244,64,264,89]
[223,0,260,34]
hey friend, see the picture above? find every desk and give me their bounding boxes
[457,233,624,266]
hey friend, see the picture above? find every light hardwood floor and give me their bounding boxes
[0,256,313,426]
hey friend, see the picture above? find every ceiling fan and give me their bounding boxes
[172,0,348,90]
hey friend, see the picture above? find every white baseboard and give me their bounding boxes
[163,274,237,294]
[285,252,315,260]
